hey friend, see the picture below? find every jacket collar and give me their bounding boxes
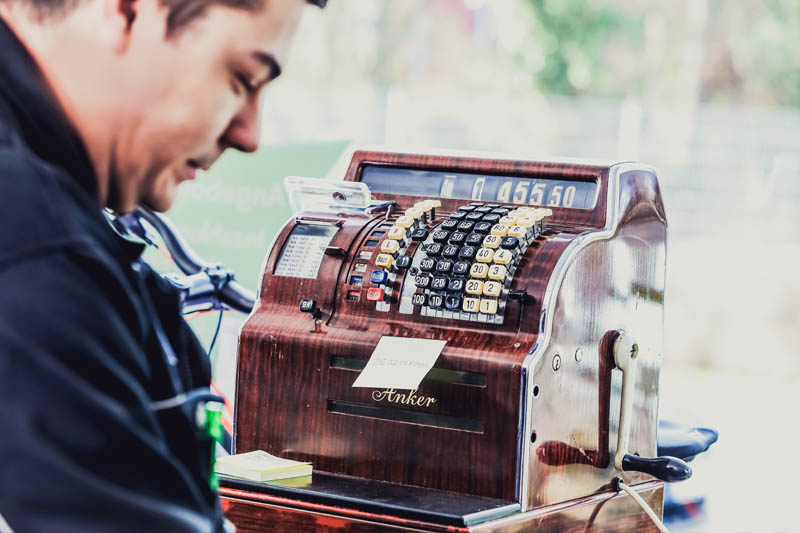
[0,16,98,199]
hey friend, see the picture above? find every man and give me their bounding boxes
[0,0,324,531]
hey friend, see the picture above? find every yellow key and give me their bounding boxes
[462,297,480,313]
[475,248,495,263]
[491,224,509,237]
[516,216,535,228]
[380,239,400,254]
[465,279,484,295]
[499,215,517,225]
[482,281,502,297]
[508,225,527,238]
[414,201,428,210]
[479,298,498,315]
[493,249,513,265]
[375,254,393,268]
[483,235,501,249]
[387,226,406,240]
[541,208,553,216]
[426,199,442,209]
[395,215,415,228]
[470,263,489,278]
[509,208,527,216]
[405,207,423,219]
[488,264,507,280]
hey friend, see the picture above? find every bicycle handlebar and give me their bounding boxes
[124,207,257,315]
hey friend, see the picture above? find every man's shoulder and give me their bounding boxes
[0,144,96,268]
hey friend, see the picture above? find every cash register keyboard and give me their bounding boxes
[368,202,551,325]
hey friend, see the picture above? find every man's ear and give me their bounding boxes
[103,0,137,54]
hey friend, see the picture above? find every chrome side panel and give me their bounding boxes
[519,163,667,510]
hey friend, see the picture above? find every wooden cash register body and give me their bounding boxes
[221,150,667,531]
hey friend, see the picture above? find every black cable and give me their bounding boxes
[208,307,224,356]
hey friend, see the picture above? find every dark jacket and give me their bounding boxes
[0,17,226,533]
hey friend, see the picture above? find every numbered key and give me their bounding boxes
[380,239,400,254]
[440,219,459,230]
[493,249,514,265]
[473,222,492,234]
[435,259,454,273]
[458,245,477,260]
[465,233,484,246]
[445,294,462,310]
[462,297,480,313]
[499,215,518,225]
[453,261,470,275]
[415,275,431,289]
[419,258,436,272]
[470,263,489,278]
[431,276,449,291]
[465,279,484,295]
[483,235,501,249]
[516,216,535,228]
[442,244,459,258]
[449,231,467,245]
[405,207,423,220]
[476,248,495,263]
[424,243,442,257]
[491,224,509,236]
[483,281,503,297]
[432,230,450,243]
[501,236,520,250]
[412,292,427,306]
[410,228,429,241]
[488,264,507,281]
[479,298,498,315]
[447,278,465,292]
[508,225,527,239]
[428,293,444,309]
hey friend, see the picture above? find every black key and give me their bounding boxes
[457,221,475,232]
[501,236,520,250]
[395,255,412,269]
[445,294,462,310]
[458,204,476,212]
[412,292,427,306]
[415,275,431,288]
[432,230,450,243]
[411,228,429,241]
[452,261,470,275]
[484,204,500,208]
[431,276,448,291]
[440,219,459,230]
[424,243,442,257]
[482,213,501,223]
[475,206,493,213]
[447,278,465,292]
[491,208,510,215]
[469,202,485,207]
[465,233,484,246]
[449,211,467,220]
[419,258,436,272]
[466,212,484,221]
[449,231,467,245]
[435,259,453,274]
[428,293,444,309]
[442,244,459,258]
[473,222,492,234]
[458,245,477,260]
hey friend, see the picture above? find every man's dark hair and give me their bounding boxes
[11,0,326,34]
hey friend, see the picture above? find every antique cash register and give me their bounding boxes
[219,149,690,531]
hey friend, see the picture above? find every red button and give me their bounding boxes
[367,288,385,301]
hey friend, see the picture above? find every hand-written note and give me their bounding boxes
[352,336,447,390]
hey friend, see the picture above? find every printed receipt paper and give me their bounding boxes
[352,336,446,390]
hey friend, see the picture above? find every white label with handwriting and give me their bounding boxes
[352,336,446,390]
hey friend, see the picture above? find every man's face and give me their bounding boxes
[110,0,305,212]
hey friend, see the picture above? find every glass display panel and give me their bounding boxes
[360,165,598,210]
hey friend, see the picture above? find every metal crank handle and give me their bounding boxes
[613,331,692,483]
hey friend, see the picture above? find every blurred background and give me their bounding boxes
[157,1,800,531]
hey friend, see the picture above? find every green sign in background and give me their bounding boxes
[144,140,350,363]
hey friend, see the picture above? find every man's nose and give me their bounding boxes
[219,98,261,154]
